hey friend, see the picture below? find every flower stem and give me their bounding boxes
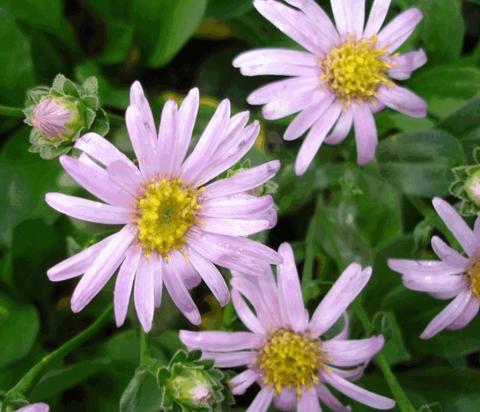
[140,329,151,365]
[302,195,322,295]
[354,301,415,412]
[4,304,113,403]
[0,105,24,118]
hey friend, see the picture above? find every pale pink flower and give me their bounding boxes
[46,82,281,332]
[389,198,480,339]
[233,0,427,175]
[31,97,73,139]
[16,403,49,412]
[180,243,395,411]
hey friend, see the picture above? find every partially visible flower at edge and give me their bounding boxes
[15,403,49,412]
[157,349,234,411]
[389,197,480,339]
[24,74,109,159]
[233,0,427,175]
[45,81,281,332]
[180,243,395,411]
[450,147,480,216]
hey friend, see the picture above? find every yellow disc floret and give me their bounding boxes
[137,178,201,257]
[256,329,325,396]
[320,36,393,104]
[468,260,480,299]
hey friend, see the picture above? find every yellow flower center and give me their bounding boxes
[136,178,201,257]
[320,37,393,104]
[468,260,480,299]
[256,329,325,396]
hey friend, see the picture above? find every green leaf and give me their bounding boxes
[140,0,207,67]
[440,93,480,136]
[205,0,253,19]
[418,0,464,64]
[373,312,411,366]
[377,129,466,197]
[0,9,34,105]
[119,370,148,412]
[0,292,39,368]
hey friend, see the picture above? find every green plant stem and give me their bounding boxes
[108,112,125,127]
[140,329,151,365]
[0,105,23,117]
[4,304,113,403]
[354,301,416,412]
[302,195,322,291]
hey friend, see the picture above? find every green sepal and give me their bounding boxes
[449,147,480,215]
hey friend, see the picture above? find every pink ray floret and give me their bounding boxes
[15,403,49,412]
[45,82,281,332]
[180,243,395,411]
[233,0,427,174]
[389,197,480,339]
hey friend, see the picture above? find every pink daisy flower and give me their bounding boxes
[180,243,395,411]
[233,0,427,175]
[45,82,281,332]
[15,404,49,412]
[389,198,480,339]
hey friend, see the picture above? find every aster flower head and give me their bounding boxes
[389,198,480,339]
[45,81,281,332]
[233,0,427,175]
[180,243,395,411]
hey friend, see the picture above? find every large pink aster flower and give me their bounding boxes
[45,82,281,332]
[180,243,395,411]
[233,0,427,175]
[389,198,480,339]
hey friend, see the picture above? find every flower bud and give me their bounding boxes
[450,147,480,216]
[166,368,214,409]
[465,170,480,207]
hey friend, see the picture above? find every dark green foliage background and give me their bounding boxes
[0,0,479,410]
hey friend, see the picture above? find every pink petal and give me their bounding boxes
[233,48,318,68]
[331,0,365,39]
[253,0,325,55]
[431,236,469,270]
[188,249,230,306]
[168,251,199,291]
[153,255,164,308]
[273,388,297,410]
[388,259,465,276]
[363,0,392,38]
[173,88,199,172]
[106,159,144,197]
[262,89,326,121]
[246,387,275,412]
[202,216,272,237]
[179,330,264,352]
[298,388,321,412]
[447,297,479,330]
[202,350,255,368]
[331,312,350,340]
[323,336,385,367]
[59,155,133,207]
[125,105,157,179]
[229,369,259,395]
[388,49,427,80]
[402,273,467,293]
[323,371,395,409]
[420,289,473,339]
[201,194,273,219]
[163,259,201,325]
[324,109,353,145]
[295,101,342,175]
[114,245,142,327]
[74,132,138,173]
[45,193,132,225]
[156,99,178,176]
[377,85,427,118]
[277,243,309,332]
[247,77,319,106]
[316,384,351,412]
[71,225,137,312]
[284,92,336,141]
[378,7,423,53]
[181,99,231,185]
[232,289,266,334]
[47,234,114,281]
[309,264,369,337]
[16,403,49,412]
[352,103,378,166]
[203,160,281,199]
[129,81,156,143]
[134,254,156,332]
[432,197,477,257]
